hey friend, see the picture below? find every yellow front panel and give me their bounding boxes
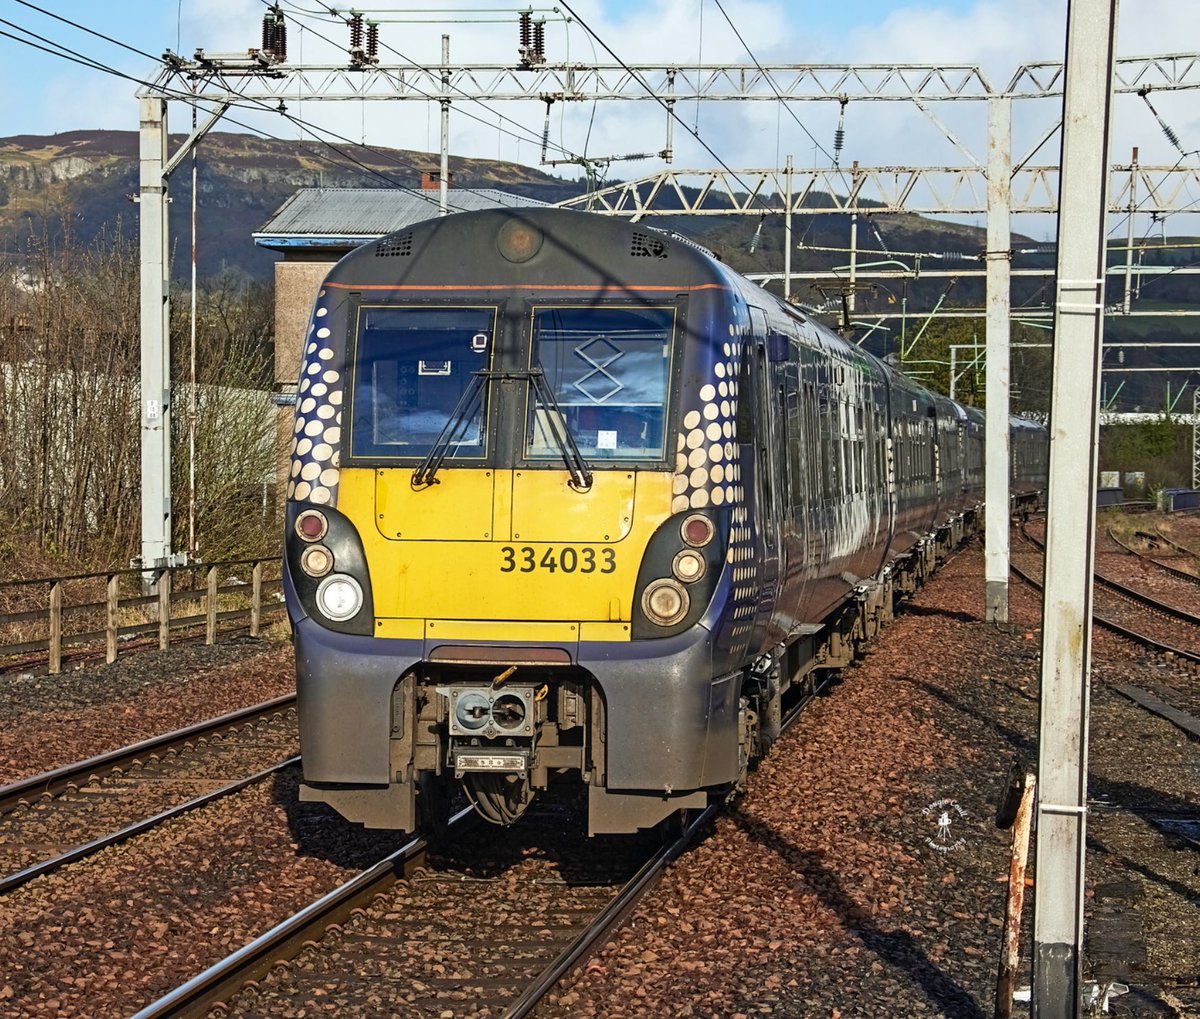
[373,467,495,541]
[338,469,675,632]
[510,469,636,543]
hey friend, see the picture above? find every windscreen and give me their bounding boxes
[526,305,674,462]
[349,306,495,459]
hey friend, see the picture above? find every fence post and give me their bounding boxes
[251,561,263,638]
[158,567,171,651]
[106,574,119,664]
[206,565,217,645]
[49,580,62,675]
[995,769,1037,1019]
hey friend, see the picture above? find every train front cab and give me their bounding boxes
[285,216,764,836]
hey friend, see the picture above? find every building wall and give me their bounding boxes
[274,260,338,390]
[275,259,337,493]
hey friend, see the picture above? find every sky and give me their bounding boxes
[0,0,1197,235]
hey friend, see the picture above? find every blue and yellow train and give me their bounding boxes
[282,208,1047,835]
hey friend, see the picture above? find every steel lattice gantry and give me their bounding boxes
[145,52,1200,103]
[552,163,1200,218]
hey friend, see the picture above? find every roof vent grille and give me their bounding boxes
[631,231,668,259]
[376,232,413,257]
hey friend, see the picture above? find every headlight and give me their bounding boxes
[672,549,706,583]
[315,574,363,621]
[641,578,690,627]
[300,545,333,578]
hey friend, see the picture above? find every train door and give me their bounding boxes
[929,404,942,521]
[747,310,782,634]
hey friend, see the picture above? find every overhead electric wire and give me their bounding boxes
[0,13,482,216]
[710,0,836,168]
[553,0,773,213]
[11,0,162,62]
[0,19,161,88]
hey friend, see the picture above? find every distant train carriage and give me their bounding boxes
[282,208,1047,835]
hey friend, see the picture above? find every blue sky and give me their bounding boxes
[0,0,1196,189]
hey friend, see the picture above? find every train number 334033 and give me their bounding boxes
[499,546,616,574]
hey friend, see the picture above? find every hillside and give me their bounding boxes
[0,129,1014,285]
[0,130,587,279]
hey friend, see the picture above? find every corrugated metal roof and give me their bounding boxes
[254,187,548,247]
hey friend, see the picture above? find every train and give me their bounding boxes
[282,207,1048,835]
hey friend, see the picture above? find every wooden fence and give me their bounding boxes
[0,557,285,674]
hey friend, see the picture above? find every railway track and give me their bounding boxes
[1103,525,1200,588]
[131,648,834,1018]
[130,800,714,1019]
[1015,525,1200,664]
[0,694,298,891]
[1011,526,1200,726]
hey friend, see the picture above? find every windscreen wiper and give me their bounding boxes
[527,368,593,491]
[411,370,487,488]
[411,369,593,491]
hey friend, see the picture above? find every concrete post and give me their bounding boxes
[139,96,172,569]
[1032,2,1117,1016]
[784,154,793,303]
[440,34,450,215]
[985,95,1012,623]
[1122,147,1137,316]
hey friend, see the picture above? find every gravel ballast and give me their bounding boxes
[0,638,295,785]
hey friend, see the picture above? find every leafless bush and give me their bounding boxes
[0,212,282,580]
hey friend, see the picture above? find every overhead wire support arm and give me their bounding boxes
[163,100,232,175]
[552,164,1200,217]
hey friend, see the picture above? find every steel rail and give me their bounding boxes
[504,610,839,1015]
[502,802,719,1019]
[1105,527,1200,588]
[0,693,296,814]
[0,757,299,895]
[1008,551,1200,667]
[129,807,477,1019]
[1151,530,1200,568]
[1021,527,1200,629]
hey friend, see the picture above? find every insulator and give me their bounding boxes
[274,18,287,61]
[366,22,379,60]
[833,97,848,166]
[520,10,532,50]
[533,20,546,63]
[540,101,551,163]
[941,251,967,263]
[350,14,363,51]
[1159,118,1184,153]
[262,13,275,54]
[749,218,764,254]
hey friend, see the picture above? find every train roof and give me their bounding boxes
[323,206,723,291]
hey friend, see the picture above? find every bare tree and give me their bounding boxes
[0,211,282,573]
